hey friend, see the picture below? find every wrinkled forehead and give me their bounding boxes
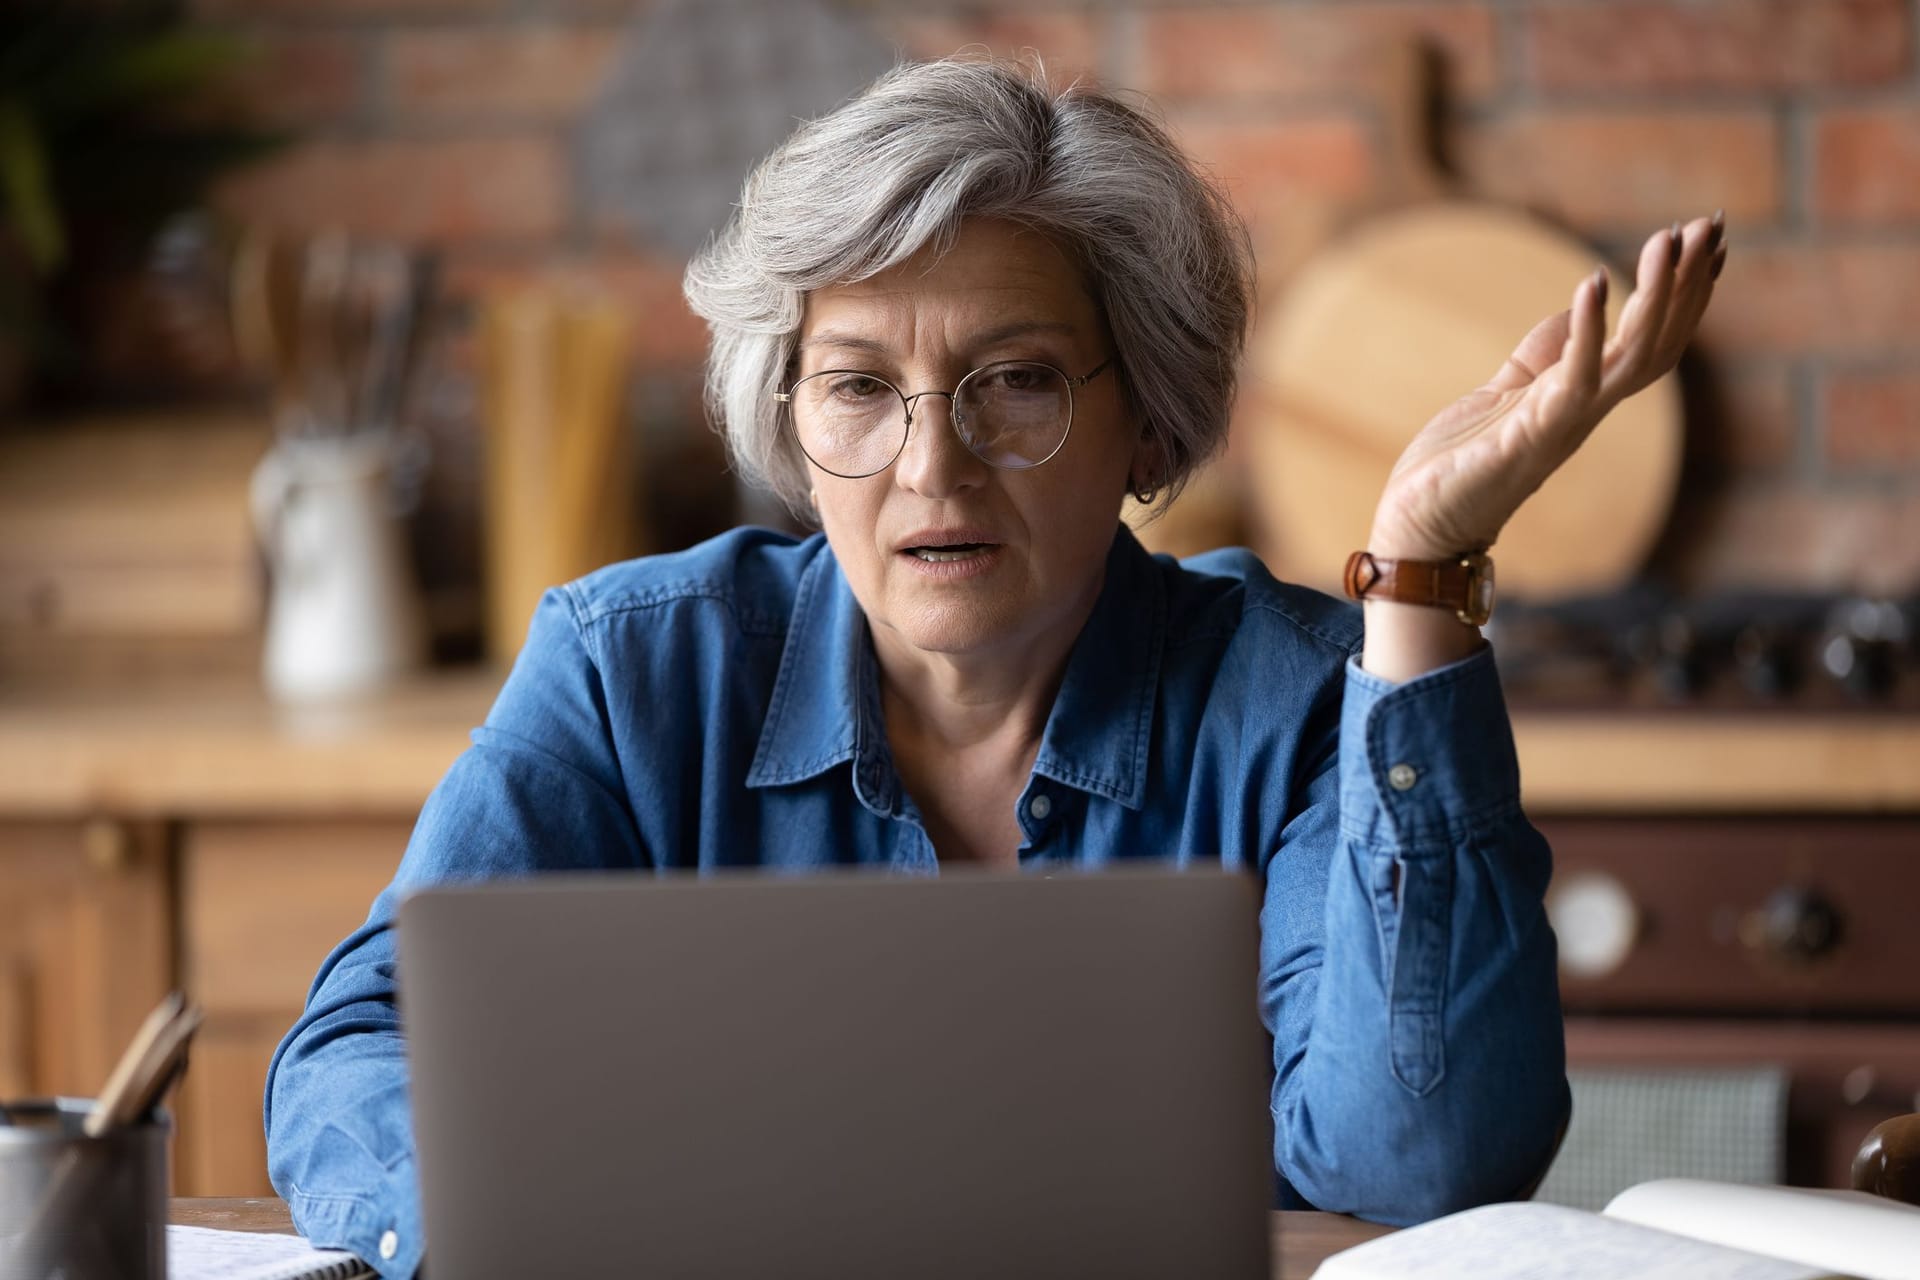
[797,218,1103,353]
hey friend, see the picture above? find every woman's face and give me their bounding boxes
[798,217,1148,668]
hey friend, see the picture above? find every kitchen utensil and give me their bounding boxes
[1244,39,1684,600]
[480,287,637,662]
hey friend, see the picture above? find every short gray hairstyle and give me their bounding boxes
[682,55,1255,517]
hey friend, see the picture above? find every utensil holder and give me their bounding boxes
[0,1098,169,1280]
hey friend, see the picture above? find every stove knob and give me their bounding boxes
[1547,870,1641,979]
[1823,632,1897,699]
[1740,887,1845,967]
[1734,625,1800,699]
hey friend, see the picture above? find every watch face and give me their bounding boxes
[1462,553,1495,626]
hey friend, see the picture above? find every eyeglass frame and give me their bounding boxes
[774,356,1116,479]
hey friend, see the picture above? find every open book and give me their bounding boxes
[1313,1179,1920,1280]
[167,1225,373,1280]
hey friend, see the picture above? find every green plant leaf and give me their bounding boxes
[0,103,65,272]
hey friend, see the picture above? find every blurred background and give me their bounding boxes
[1,0,1917,1213]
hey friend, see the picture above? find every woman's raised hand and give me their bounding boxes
[1366,211,1726,563]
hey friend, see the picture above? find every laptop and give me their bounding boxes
[397,865,1273,1278]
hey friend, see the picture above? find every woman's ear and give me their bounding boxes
[1128,431,1168,501]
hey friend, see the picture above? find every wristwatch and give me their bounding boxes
[1343,550,1496,627]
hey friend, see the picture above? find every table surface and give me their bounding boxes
[170,1198,1395,1279]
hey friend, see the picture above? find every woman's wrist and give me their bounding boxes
[1356,524,1490,683]
[1360,596,1485,684]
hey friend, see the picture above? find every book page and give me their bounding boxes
[1607,1179,1920,1280]
[167,1225,374,1280]
[1311,1202,1841,1280]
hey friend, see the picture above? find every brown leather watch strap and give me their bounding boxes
[1343,550,1495,625]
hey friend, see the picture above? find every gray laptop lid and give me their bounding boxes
[398,866,1272,1279]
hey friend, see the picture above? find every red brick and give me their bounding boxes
[223,31,363,126]
[215,136,567,244]
[1456,110,1778,234]
[1823,368,1920,467]
[881,13,1109,88]
[1698,243,1920,356]
[1140,4,1500,104]
[1689,362,1799,472]
[1666,482,1920,593]
[444,247,709,371]
[1168,112,1374,226]
[385,26,625,122]
[1523,0,1911,94]
[1816,106,1920,225]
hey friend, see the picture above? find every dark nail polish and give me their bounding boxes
[1593,268,1609,306]
[1669,222,1683,258]
[1709,208,1725,249]
[1710,247,1726,281]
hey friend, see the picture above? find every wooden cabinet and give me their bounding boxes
[175,820,413,1196]
[0,820,170,1103]
[0,815,412,1195]
[0,673,490,1195]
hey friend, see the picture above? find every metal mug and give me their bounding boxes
[0,1098,169,1280]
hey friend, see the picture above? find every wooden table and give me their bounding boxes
[171,1198,1395,1279]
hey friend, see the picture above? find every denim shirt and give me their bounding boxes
[264,524,1569,1279]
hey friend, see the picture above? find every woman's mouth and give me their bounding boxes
[908,542,991,563]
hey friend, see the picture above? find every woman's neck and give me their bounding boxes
[870,576,1100,764]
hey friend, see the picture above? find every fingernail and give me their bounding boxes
[1710,245,1726,280]
[1709,208,1725,248]
[1669,221,1683,258]
[1593,267,1609,306]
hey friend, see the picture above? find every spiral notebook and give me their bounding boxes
[167,1225,374,1279]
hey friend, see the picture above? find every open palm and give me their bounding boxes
[1368,212,1727,561]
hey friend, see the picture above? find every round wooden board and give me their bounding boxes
[1245,201,1682,601]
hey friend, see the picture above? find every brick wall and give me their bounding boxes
[203,0,1920,595]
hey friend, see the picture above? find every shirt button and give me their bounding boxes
[1028,793,1053,821]
[1387,763,1419,792]
[378,1230,399,1261]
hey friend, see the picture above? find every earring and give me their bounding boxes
[1131,480,1158,505]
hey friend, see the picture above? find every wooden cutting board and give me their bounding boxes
[1246,204,1682,599]
[1242,41,1682,600]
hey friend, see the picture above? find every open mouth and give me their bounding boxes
[904,542,994,563]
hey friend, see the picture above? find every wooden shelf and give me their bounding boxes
[1514,713,1920,814]
[0,671,498,818]
[0,673,1915,816]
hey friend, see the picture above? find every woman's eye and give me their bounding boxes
[984,367,1045,392]
[828,376,886,399]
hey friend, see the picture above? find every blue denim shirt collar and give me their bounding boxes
[745,524,1165,812]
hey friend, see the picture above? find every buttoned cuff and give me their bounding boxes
[1338,645,1523,852]
[286,1151,425,1280]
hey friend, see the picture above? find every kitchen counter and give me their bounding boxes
[1,673,1917,815]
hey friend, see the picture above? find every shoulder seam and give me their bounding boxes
[570,583,788,638]
[1241,595,1365,656]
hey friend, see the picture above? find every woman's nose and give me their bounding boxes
[893,393,988,498]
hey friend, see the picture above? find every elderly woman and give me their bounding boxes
[265,57,1722,1276]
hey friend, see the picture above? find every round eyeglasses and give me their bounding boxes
[776,358,1114,479]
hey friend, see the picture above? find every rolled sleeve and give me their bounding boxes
[1338,646,1523,851]
[1268,642,1568,1225]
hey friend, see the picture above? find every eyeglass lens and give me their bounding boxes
[788,362,1072,477]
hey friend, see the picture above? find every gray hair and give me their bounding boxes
[682,55,1255,517]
